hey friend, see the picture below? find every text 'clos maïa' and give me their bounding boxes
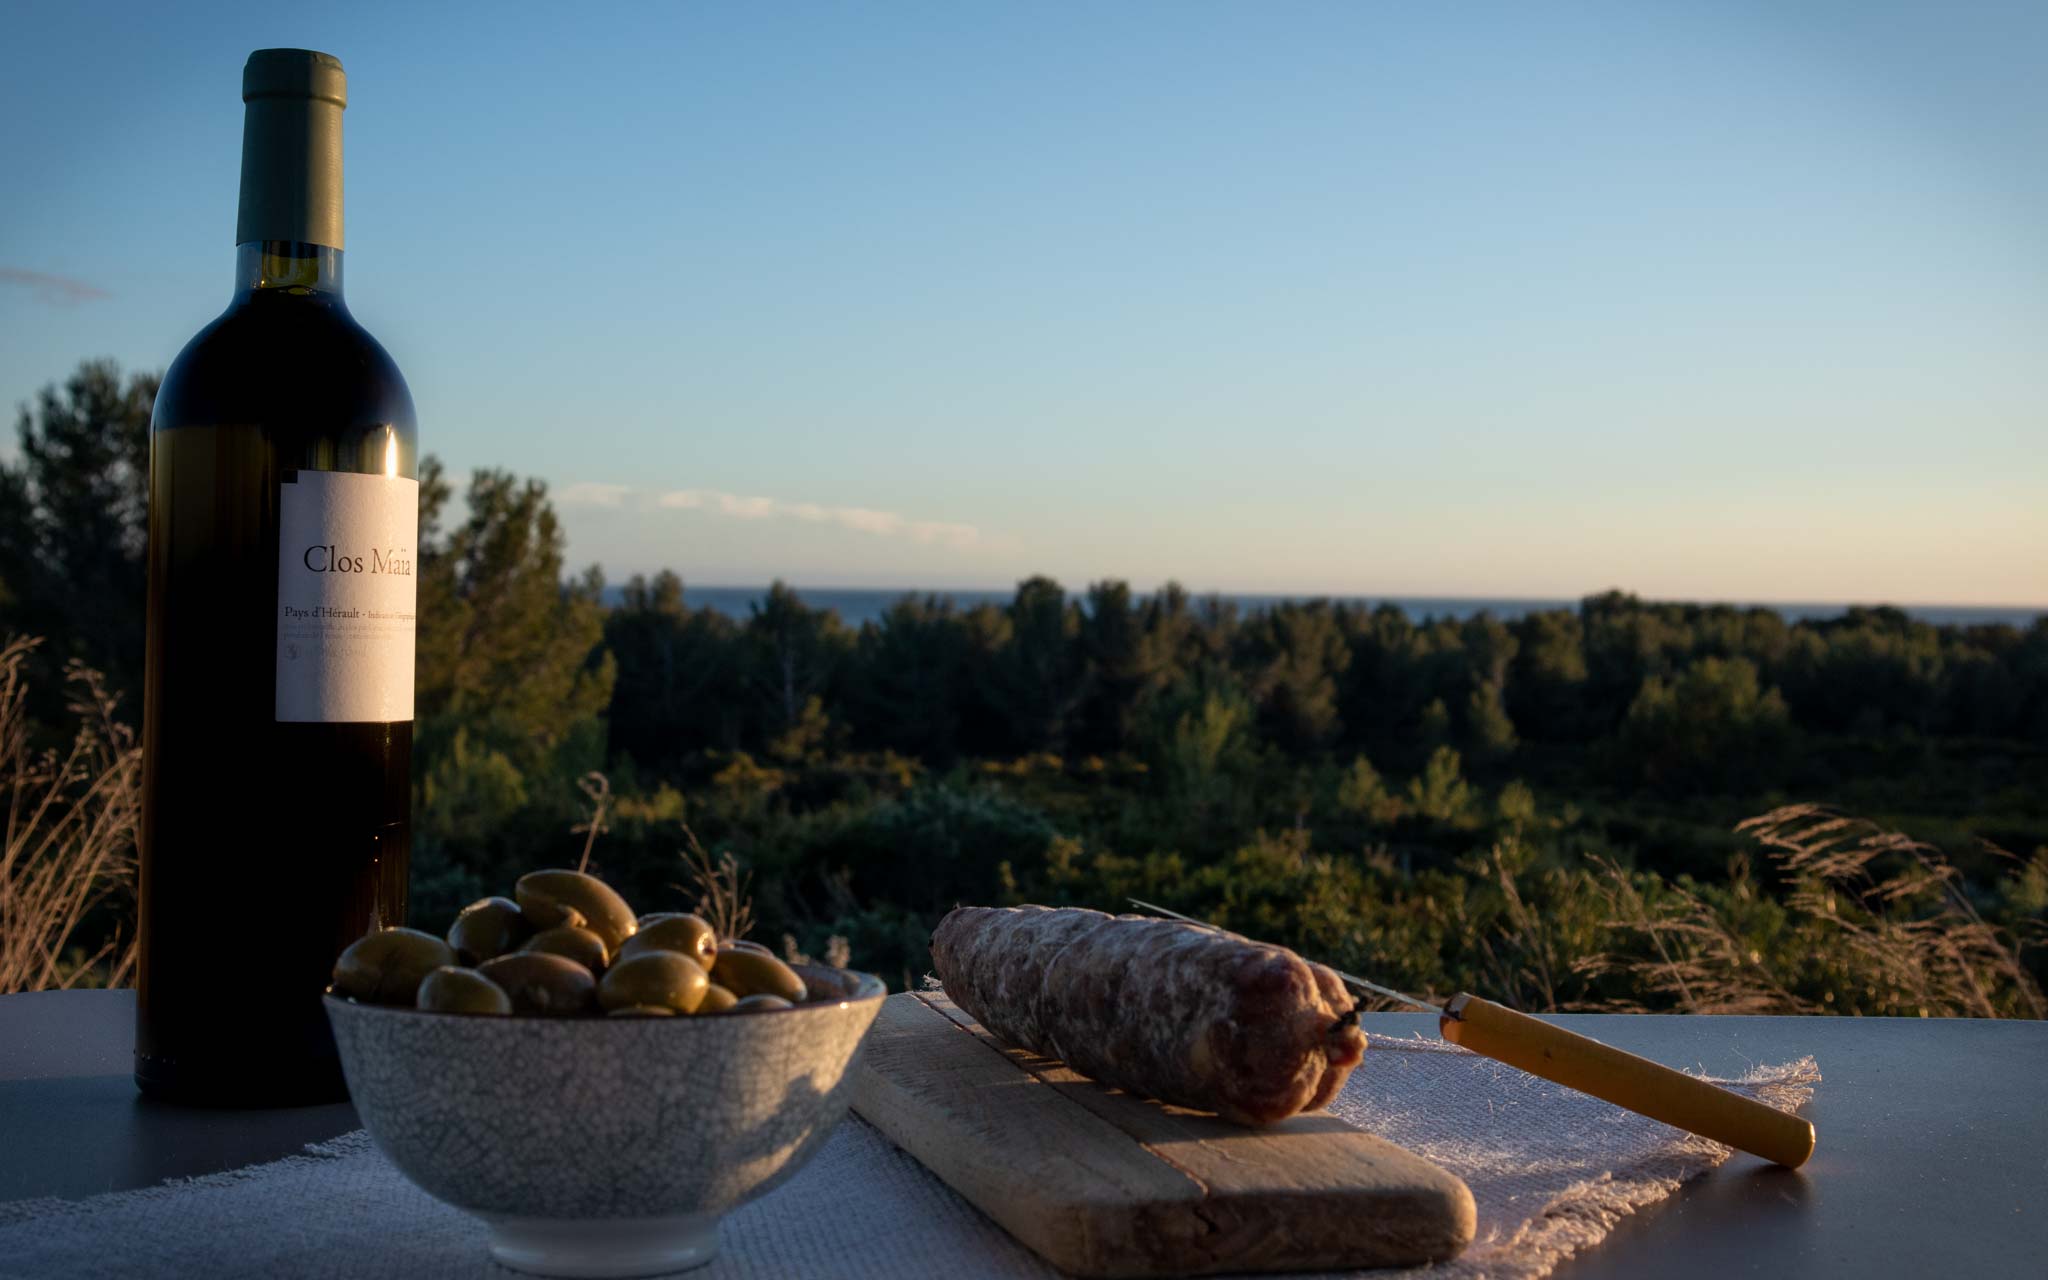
[299,545,414,575]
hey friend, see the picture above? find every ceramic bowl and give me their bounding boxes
[326,964,886,1278]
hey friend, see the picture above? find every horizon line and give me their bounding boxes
[595,579,2048,614]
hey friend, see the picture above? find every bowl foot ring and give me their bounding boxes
[482,1212,720,1277]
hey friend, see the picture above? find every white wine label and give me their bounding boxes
[275,470,418,723]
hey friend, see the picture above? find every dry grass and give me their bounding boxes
[1580,804,2043,1018]
[1741,804,2043,1019]
[1475,840,1569,1012]
[571,770,612,874]
[571,768,758,941]
[674,822,757,942]
[0,636,142,993]
[1585,850,1808,1014]
[780,932,852,969]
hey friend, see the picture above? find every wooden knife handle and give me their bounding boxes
[1438,995,1815,1168]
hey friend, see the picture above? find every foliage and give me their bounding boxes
[1617,656,1792,793]
[0,360,158,704]
[415,460,614,758]
[1731,805,2043,1017]
[400,461,618,926]
[1406,746,1479,827]
[9,358,2048,1019]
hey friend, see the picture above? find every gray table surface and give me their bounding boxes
[1,991,2042,1277]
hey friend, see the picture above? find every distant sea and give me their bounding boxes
[600,586,2044,631]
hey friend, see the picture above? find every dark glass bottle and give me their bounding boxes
[138,49,416,1105]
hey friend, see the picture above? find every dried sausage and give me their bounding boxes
[931,905,1364,1126]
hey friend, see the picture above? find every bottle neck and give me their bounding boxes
[234,241,345,298]
[236,55,345,250]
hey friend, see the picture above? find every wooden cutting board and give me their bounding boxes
[850,991,1476,1278]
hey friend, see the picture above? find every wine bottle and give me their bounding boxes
[138,49,415,1105]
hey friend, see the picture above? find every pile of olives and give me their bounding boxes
[331,868,813,1018]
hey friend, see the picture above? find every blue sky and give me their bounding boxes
[3,1,2043,605]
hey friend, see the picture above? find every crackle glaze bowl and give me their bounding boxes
[326,964,887,1278]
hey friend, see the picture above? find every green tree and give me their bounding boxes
[1778,612,1944,735]
[1464,680,1518,762]
[1454,613,1519,762]
[0,359,158,705]
[1237,601,1349,749]
[414,460,615,763]
[603,571,746,770]
[845,595,969,762]
[1419,696,1452,749]
[1496,779,1538,827]
[406,461,617,922]
[742,582,849,761]
[417,727,529,848]
[1182,592,1243,678]
[1336,604,1440,763]
[1580,591,1686,732]
[1145,680,1264,836]
[1619,656,1792,793]
[1406,745,1478,826]
[1073,579,1188,755]
[981,576,1084,756]
[1507,608,1588,741]
[1336,754,1403,824]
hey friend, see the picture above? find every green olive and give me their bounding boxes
[447,896,532,965]
[697,983,738,1014]
[722,938,775,956]
[616,914,717,968]
[597,951,709,1014]
[515,870,638,952]
[416,966,513,1015]
[636,910,687,929]
[333,927,457,1004]
[476,952,598,1015]
[523,923,610,972]
[710,947,807,1003]
[731,994,794,1012]
[606,1004,676,1018]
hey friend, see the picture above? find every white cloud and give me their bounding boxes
[559,482,633,508]
[833,507,905,537]
[645,486,982,548]
[909,521,980,549]
[656,489,774,519]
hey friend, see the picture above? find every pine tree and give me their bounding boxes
[414,460,615,766]
[1072,579,1188,756]
[1237,601,1349,749]
[742,582,847,760]
[603,571,747,770]
[0,359,158,707]
[845,595,968,762]
[980,576,1084,756]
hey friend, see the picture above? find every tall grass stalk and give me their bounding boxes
[1739,804,2044,1019]
[676,823,757,942]
[0,637,142,992]
[1586,851,1807,1015]
[1577,805,2043,1017]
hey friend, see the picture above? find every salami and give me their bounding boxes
[930,905,1365,1126]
